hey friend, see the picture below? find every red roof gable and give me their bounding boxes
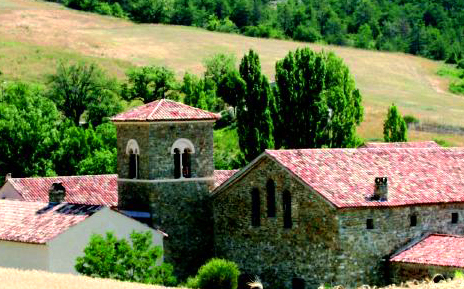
[390,234,464,268]
[0,200,103,244]
[265,147,464,208]
[7,175,117,206]
[362,141,440,149]
[213,170,239,189]
[111,99,220,122]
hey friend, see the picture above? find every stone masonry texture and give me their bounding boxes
[116,121,215,279]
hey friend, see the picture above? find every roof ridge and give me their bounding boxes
[147,99,164,120]
[9,174,117,181]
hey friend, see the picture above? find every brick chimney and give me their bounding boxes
[373,177,388,201]
[49,182,66,203]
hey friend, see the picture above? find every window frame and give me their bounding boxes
[366,218,374,230]
[171,138,195,179]
[125,139,140,179]
[452,212,459,224]
[283,190,292,229]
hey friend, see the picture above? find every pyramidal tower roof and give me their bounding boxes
[111,99,220,122]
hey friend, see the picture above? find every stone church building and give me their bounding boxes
[3,99,464,288]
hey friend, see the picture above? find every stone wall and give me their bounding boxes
[390,262,463,284]
[116,123,150,179]
[337,204,464,287]
[213,156,342,289]
[118,180,214,279]
[116,121,215,180]
[148,122,214,179]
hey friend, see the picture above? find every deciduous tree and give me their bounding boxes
[273,48,363,149]
[76,231,177,286]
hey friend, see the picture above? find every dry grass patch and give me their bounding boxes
[0,267,180,289]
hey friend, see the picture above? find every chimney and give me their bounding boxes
[4,173,11,182]
[49,182,66,203]
[373,177,388,201]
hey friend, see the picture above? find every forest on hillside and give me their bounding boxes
[51,0,464,63]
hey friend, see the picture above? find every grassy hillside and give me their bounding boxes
[1,0,464,145]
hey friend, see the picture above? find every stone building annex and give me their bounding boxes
[2,99,464,288]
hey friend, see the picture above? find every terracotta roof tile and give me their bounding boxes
[214,170,239,189]
[362,141,440,148]
[0,200,103,244]
[7,175,117,206]
[265,147,464,208]
[390,234,464,268]
[111,99,220,122]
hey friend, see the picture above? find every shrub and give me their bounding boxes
[196,259,240,289]
[403,115,419,125]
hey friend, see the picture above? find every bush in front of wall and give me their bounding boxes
[192,258,240,289]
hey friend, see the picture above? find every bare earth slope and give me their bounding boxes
[1,0,464,144]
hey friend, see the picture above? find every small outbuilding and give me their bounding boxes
[390,234,464,283]
[0,199,165,274]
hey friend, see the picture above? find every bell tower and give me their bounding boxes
[112,99,219,278]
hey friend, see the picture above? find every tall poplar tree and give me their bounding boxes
[236,50,274,162]
[383,104,408,142]
[273,48,363,149]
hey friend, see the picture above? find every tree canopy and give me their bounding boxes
[76,231,177,286]
[47,61,122,127]
[273,48,363,149]
[236,50,274,162]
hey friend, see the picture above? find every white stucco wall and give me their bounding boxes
[47,207,164,274]
[0,182,22,200]
[0,240,48,270]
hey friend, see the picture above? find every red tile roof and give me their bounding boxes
[265,147,464,208]
[7,175,117,206]
[0,200,103,244]
[111,99,220,122]
[390,234,464,268]
[214,170,239,189]
[362,141,440,148]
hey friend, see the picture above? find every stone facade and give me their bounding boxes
[213,157,341,289]
[116,121,215,180]
[337,204,464,287]
[213,155,464,289]
[115,120,215,279]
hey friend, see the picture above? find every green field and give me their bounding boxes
[1,0,464,145]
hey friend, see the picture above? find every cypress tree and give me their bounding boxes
[237,50,274,162]
[383,104,408,142]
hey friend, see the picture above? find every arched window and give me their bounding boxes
[283,190,292,228]
[251,188,260,227]
[266,179,276,217]
[171,138,195,179]
[125,139,140,179]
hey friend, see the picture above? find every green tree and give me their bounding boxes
[383,104,407,142]
[47,61,122,127]
[0,82,61,177]
[203,53,236,90]
[356,24,374,49]
[123,65,178,103]
[273,48,363,149]
[76,231,176,286]
[236,50,274,161]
